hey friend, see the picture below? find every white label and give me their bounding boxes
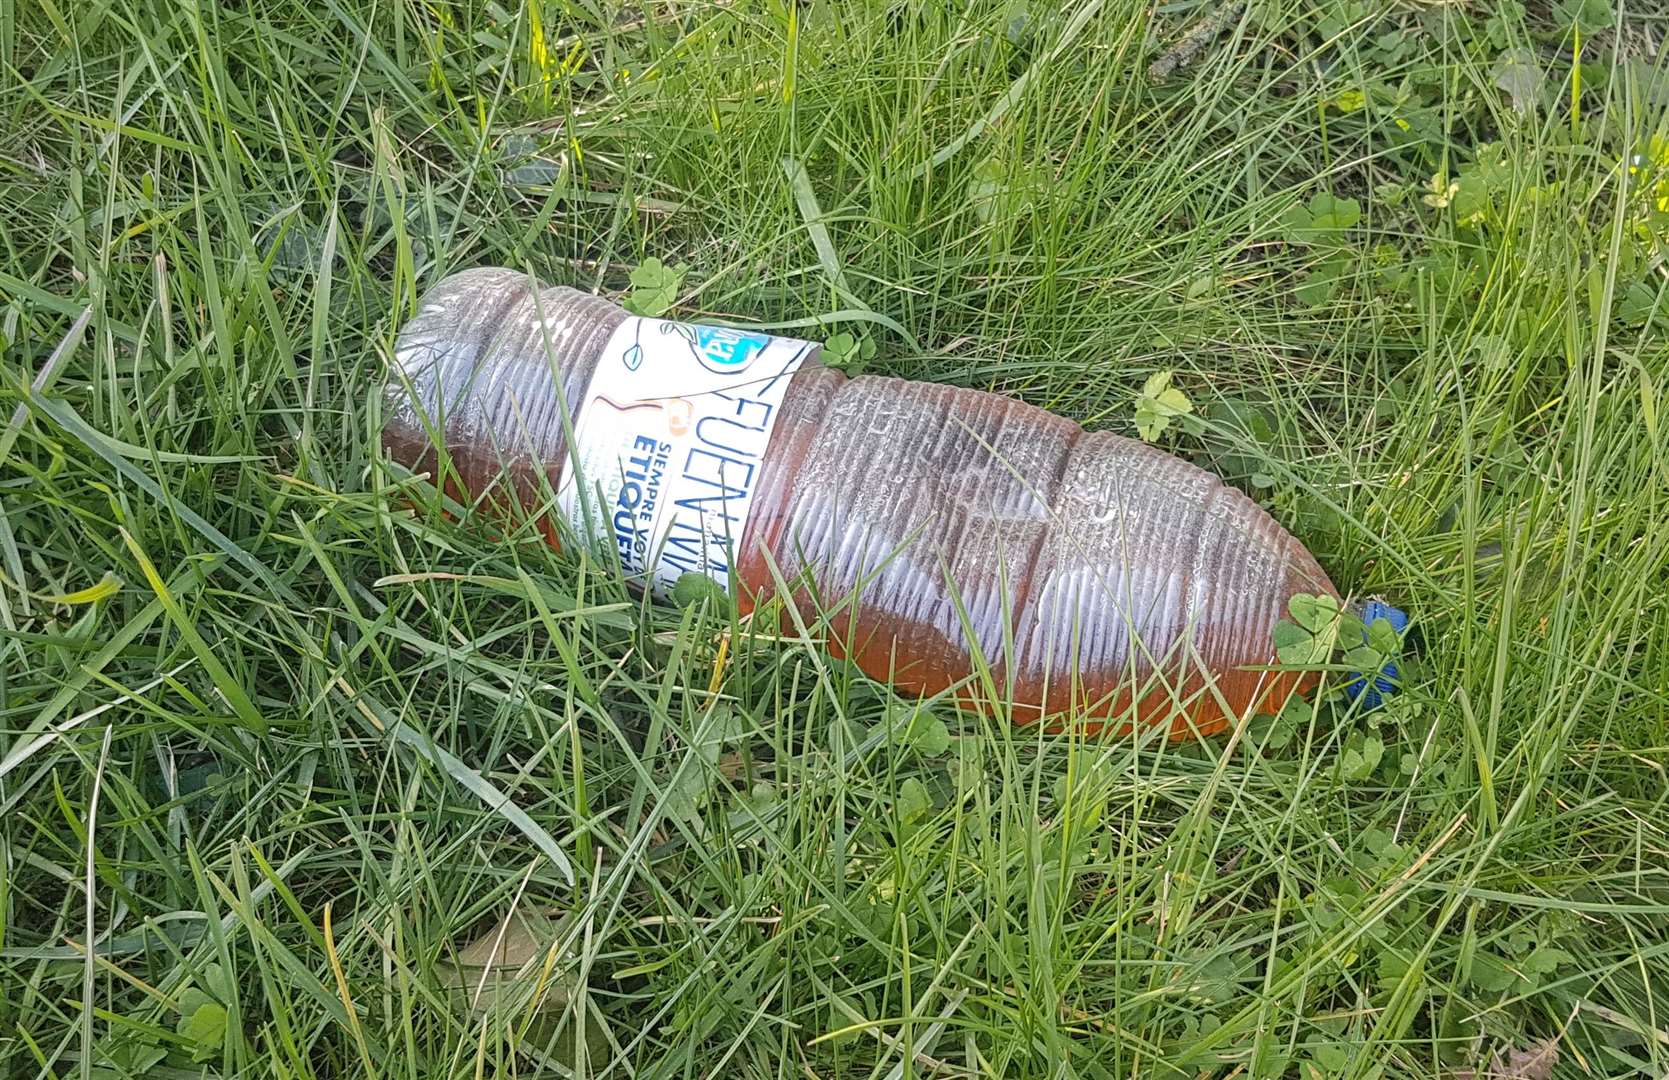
[556,316,813,596]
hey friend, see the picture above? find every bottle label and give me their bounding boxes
[556,315,813,597]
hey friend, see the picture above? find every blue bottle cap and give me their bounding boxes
[1344,600,1408,711]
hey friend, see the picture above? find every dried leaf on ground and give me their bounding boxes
[1454,1037,1559,1080]
[442,907,574,1015]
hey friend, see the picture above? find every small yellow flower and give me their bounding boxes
[1625,136,1669,212]
[1421,173,1459,209]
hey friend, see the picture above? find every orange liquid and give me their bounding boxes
[383,270,1337,741]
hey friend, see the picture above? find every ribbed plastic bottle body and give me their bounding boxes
[383,268,626,538]
[736,368,1338,737]
[383,269,1338,738]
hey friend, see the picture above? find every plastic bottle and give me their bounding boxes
[382,267,1340,739]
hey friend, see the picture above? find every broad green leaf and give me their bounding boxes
[1343,645,1385,674]
[1340,732,1384,781]
[663,705,746,827]
[822,331,856,360]
[1252,698,1306,749]
[879,704,951,756]
[1154,387,1192,414]
[1309,1040,1351,1072]
[1274,619,1324,666]
[177,988,214,1016]
[89,1040,167,1080]
[1469,950,1517,992]
[1309,193,1361,230]
[1522,946,1573,975]
[1554,0,1611,33]
[819,330,875,372]
[1492,48,1543,113]
[1134,370,1194,442]
[1285,193,1360,244]
[1367,616,1402,655]
[1451,172,1491,223]
[735,782,778,816]
[1140,369,1177,401]
[1295,259,1347,307]
[1618,282,1662,328]
[1288,593,1340,633]
[671,571,728,610]
[896,777,929,822]
[952,743,985,793]
[178,1002,228,1060]
[623,257,689,317]
[1252,1037,1291,1078]
[914,716,951,756]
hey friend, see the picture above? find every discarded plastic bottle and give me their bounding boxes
[382,267,1340,739]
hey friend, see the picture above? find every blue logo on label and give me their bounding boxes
[691,326,768,373]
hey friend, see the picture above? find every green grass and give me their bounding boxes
[3,0,1668,1076]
